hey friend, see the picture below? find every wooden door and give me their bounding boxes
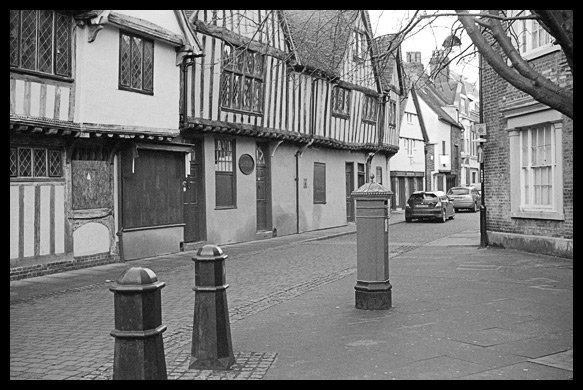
[256,143,271,231]
[184,142,205,243]
[345,162,354,222]
[398,177,406,208]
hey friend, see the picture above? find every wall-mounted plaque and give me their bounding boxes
[238,154,255,175]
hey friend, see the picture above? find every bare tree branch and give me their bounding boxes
[455,10,573,118]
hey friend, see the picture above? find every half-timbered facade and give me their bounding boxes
[10,10,200,278]
[180,10,399,246]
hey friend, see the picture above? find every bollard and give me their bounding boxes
[190,244,235,370]
[110,267,167,380]
[351,175,393,310]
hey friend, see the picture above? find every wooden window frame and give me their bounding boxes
[214,137,237,209]
[220,43,265,115]
[332,86,351,118]
[10,146,63,180]
[388,99,397,126]
[362,94,378,123]
[352,29,368,61]
[119,31,154,95]
[10,10,73,81]
[313,162,327,204]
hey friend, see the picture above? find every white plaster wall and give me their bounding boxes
[203,136,260,246]
[417,97,451,175]
[74,25,180,129]
[73,222,110,256]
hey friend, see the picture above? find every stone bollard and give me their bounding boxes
[190,244,235,370]
[110,267,167,380]
[351,175,393,310]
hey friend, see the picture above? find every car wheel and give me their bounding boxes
[405,217,412,223]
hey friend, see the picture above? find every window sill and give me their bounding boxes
[521,44,561,61]
[10,177,65,183]
[511,209,564,221]
[362,119,377,125]
[220,106,263,117]
[215,206,237,210]
[313,202,327,205]
[10,67,74,83]
[332,113,350,120]
[119,85,154,96]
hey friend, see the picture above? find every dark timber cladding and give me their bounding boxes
[120,148,184,229]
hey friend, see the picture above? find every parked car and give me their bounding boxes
[405,191,455,223]
[447,186,481,212]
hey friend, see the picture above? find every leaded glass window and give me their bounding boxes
[362,95,378,122]
[10,147,62,178]
[332,86,351,117]
[220,44,264,114]
[119,32,154,94]
[10,10,72,77]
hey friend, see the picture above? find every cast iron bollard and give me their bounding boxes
[190,244,235,370]
[351,175,393,310]
[110,267,167,380]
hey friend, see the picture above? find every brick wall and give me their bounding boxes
[482,40,573,244]
[10,252,120,281]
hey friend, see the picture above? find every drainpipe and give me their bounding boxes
[295,139,314,234]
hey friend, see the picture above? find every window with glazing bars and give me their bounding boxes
[10,147,62,178]
[520,124,554,208]
[332,86,351,117]
[362,95,378,122]
[10,10,72,77]
[352,30,368,59]
[215,138,236,207]
[220,44,264,113]
[119,32,154,93]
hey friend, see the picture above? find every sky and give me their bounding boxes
[368,10,479,85]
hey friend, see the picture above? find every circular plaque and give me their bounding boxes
[238,154,255,175]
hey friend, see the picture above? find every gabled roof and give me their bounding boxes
[281,10,358,76]
[374,33,404,94]
[416,83,463,129]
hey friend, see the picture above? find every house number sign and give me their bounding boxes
[238,154,255,175]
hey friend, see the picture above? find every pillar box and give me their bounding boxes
[351,175,393,310]
[110,267,167,380]
[190,244,235,370]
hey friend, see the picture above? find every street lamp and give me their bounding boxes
[472,137,488,247]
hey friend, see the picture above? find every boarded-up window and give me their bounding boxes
[121,148,184,229]
[215,138,236,208]
[313,162,326,204]
[71,146,112,210]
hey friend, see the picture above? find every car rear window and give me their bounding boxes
[448,188,469,195]
[410,193,437,201]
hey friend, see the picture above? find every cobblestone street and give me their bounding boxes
[10,213,573,380]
